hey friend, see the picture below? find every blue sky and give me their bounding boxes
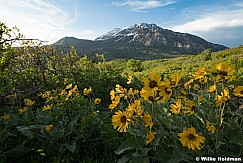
[1,0,243,47]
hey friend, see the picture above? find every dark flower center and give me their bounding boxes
[120,116,127,124]
[219,71,227,76]
[148,96,154,102]
[170,81,176,86]
[149,80,158,88]
[165,88,172,95]
[191,106,196,112]
[187,134,196,140]
[240,90,243,95]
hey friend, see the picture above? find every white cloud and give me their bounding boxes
[0,0,77,43]
[171,8,243,33]
[169,3,243,47]
[112,0,175,11]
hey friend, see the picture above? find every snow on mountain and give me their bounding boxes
[94,28,122,41]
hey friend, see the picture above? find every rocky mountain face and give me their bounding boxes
[53,23,228,60]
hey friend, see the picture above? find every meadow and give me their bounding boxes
[1,22,243,162]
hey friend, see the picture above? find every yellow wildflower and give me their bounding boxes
[216,88,230,106]
[127,74,133,84]
[83,87,92,96]
[24,98,35,106]
[170,99,181,114]
[112,110,130,132]
[2,114,10,120]
[18,107,27,114]
[178,127,205,150]
[45,124,53,133]
[65,83,72,89]
[143,113,153,129]
[94,98,101,104]
[206,85,216,93]
[146,131,155,145]
[206,121,216,134]
[42,104,53,111]
[142,72,163,91]
[233,86,243,97]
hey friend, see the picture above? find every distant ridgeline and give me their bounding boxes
[52,23,228,60]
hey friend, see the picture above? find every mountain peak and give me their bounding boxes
[132,23,157,29]
[95,28,122,41]
[53,23,228,60]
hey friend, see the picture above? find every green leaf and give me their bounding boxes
[129,156,149,163]
[16,125,41,139]
[65,140,76,153]
[117,153,133,163]
[132,148,148,157]
[161,117,173,129]
[152,149,170,162]
[115,138,140,155]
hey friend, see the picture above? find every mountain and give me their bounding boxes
[52,23,228,60]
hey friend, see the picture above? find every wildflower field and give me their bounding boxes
[1,22,243,162]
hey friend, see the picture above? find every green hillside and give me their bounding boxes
[108,46,243,80]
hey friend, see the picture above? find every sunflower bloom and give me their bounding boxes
[18,107,27,114]
[216,88,230,106]
[127,74,133,84]
[94,98,101,104]
[112,110,130,132]
[146,131,154,145]
[109,96,120,110]
[178,127,205,150]
[24,98,35,106]
[140,88,159,104]
[2,114,10,120]
[182,100,196,115]
[42,104,53,111]
[216,63,235,76]
[207,85,216,93]
[206,121,216,134]
[143,113,153,129]
[194,68,207,79]
[159,86,173,102]
[83,87,92,96]
[199,77,207,84]
[170,73,181,87]
[142,72,163,91]
[45,124,53,133]
[65,83,72,89]
[110,89,116,100]
[170,99,181,114]
[59,89,67,96]
[233,86,243,97]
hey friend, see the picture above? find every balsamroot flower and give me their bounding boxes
[206,85,216,93]
[146,131,154,145]
[142,72,163,91]
[216,88,230,106]
[112,110,130,132]
[24,98,35,106]
[45,124,53,133]
[170,99,181,114]
[94,98,101,104]
[83,87,92,96]
[233,86,243,97]
[178,127,205,150]
[206,121,216,134]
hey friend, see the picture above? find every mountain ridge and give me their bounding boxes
[52,23,228,60]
